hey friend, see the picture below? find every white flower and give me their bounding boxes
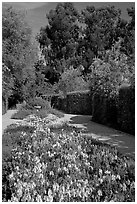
[47,128,50,133]
[116,174,121,180]
[50,171,54,176]
[111,174,116,181]
[99,168,103,175]
[123,183,127,191]
[99,178,103,183]
[36,194,43,202]
[84,179,88,185]
[9,172,14,179]
[98,189,102,196]
[17,188,23,198]
[105,170,111,174]
[124,162,127,168]
[127,179,130,185]
[11,196,19,202]
[131,181,135,188]
[78,145,81,151]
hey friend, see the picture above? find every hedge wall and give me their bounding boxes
[117,85,135,135]
[46,90,92,115]
[42,86,135,135]
[91,85,135,135]
[92,93,118,127]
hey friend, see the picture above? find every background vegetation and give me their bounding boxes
[2,3,135,133]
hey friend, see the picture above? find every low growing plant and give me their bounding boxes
[2,115,135,202]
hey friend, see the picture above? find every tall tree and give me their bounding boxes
[81,6,125,70]
[121,7,135,60]
[36,2,81,82]
[2,6,38,101]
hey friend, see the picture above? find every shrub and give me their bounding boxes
[11,96,64,120]
[53,66,90,94]
[24,97,51,110]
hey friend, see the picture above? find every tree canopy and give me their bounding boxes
[2,3,135,103]
[37,3,135,79]
[2,6,38,101]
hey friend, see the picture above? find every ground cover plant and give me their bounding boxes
[2,114,135,202]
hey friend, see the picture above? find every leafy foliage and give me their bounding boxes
[53,66,89,94]
[2,63,14,99]
[2,6,38,102]
[37,3,134,79]
[36,2,82,81]
[89,39,134,99]
[82,6,121,54]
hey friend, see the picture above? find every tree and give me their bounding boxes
[2,6,38,102]
[2,63,14,98]
[121,7,135,61]
[89,39,134,98]
[81,6,127,71]
[53,65,89,95]
[36,2,81,80]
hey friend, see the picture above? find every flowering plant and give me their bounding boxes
[2,114,135,202]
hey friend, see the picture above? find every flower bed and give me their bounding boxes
[2,115,135,202]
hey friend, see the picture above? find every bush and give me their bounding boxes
[11,96,64,120]
[24,97,51,110]
[53,66,90,94]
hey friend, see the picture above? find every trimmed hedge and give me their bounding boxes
[118,85,135,135]
[92,93,118,127]
[42,86,135,135]
[91,84,135,135]
[50,90,92,115]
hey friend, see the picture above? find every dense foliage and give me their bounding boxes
[53,66,89,94]
[2,7,38,102]
[89,39,134,99]
[2,3,135,104]
[37,3,134,82]
[2,63,14,99]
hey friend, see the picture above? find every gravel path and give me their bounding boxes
[62,114,135,158]
[2,109,22,134]
[2,110,135,158]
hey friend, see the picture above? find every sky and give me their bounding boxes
[3,1,135,21]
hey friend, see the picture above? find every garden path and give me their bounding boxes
[2,110,135,158]
[62,114,135,158]
[2,109,22,134]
